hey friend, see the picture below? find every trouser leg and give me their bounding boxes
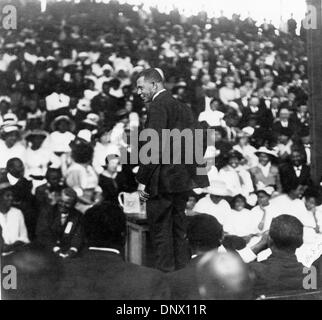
[147,195,174,272]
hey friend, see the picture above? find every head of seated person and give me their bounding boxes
[284,181,307,200]
[187,214,223,257]
[269,214,303,254]
[84,201,126,253]
[197,250,253,300]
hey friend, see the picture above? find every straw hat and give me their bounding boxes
[255,146,278,158]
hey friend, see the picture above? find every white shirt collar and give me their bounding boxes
[88,247,120,255]
[152,89,166,101]
[7,173,19,185]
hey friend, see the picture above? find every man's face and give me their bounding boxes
[249,97,259,107]
[291,151,302,166]
[136,76,155,103]
[279,109,290,121]
[4,131,19,148]
[47,171,61,188]
[8,160,24,178]
[58,193,75,214]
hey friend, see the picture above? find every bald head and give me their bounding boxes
[197,251,253,300]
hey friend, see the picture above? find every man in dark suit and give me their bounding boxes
[136,68,209,272]
[249,215,309,297]
[272,106,297,137]
[36,188,83,259]
[168,214,224,300]
[279,149,313,193]
[58,202,170,300]
[240,95,273,129]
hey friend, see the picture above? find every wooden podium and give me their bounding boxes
[125,214,151,266]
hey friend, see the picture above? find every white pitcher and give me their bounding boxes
[118,191,146,217]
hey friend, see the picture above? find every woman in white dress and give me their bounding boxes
[65,140,102,213]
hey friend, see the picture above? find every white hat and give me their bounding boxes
[207,180,232,197]
[254,186,275,197]
[78,52,89,59]
[203,82,216,91]
[77,129,92,143]
[102,64,114,73]
[82,113,100,127]
[1,124,20,134]
[241,126,255,137]
[255,146,278,158]
[77,98,91,112]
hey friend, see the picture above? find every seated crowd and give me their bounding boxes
[0,1,321,299]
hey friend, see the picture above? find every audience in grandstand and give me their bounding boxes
[0,0,320,300]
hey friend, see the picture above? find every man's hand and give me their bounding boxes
[138,183,149,202]
[251,231,270,255]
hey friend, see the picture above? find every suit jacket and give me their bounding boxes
[279,163,312,192]
[136,90,209,197]
[36,205,84,253]
[249,164,282,192]
[240,105,273,129]
[167,256,201,300]
[250,249,306,297]
[272,120,297,136]
[58,250,171,300]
